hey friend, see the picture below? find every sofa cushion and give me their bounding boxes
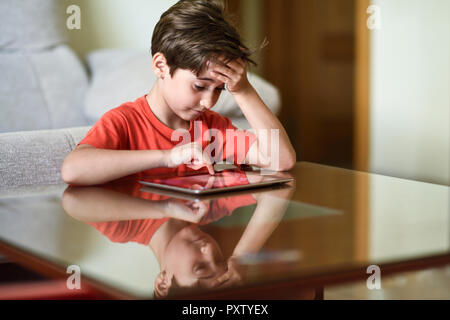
[0,45,89,133]
[0,0,66,50]
[83,50,156,125]
[0,127,90,189]
[84,50,281,129]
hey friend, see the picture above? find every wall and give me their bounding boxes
[64,0,177,58]
[64,0,262,65]
[240,0,265,75]
[369,0,450,185]
[368,0,449,263]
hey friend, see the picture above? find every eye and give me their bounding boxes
[194,85,225,92]
[194,263,207,274]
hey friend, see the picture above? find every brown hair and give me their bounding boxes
[151,0,261,77]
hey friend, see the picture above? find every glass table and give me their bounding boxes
[0,162,448,299]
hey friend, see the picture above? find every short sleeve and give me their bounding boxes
[77,108,129,150]
[87,218,169,245]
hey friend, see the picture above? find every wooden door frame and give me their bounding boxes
[353,0,371,261]
[354,0,371,172]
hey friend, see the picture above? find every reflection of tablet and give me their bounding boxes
[140,183,291,201]
[138,170,293,195]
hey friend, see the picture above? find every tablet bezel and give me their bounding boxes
[138,171,293,195]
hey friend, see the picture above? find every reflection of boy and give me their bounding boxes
[73,180,256,298]
[86,180,256,245]
[64,171,298,298]
[61,0,296,186]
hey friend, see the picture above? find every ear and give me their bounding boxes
[154,270,173,298]
[152,52,170,79]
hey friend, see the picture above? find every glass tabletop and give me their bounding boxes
[0,162,448,298]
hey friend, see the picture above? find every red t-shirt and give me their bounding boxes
[78,95,256,176]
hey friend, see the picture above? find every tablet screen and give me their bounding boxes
[142,171,249,191]
[139,170,291,193]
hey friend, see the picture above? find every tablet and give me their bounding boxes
[138,170,293,195]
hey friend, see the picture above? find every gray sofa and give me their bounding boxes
[0,0,281,192]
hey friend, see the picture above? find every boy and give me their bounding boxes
[61,0,296,186]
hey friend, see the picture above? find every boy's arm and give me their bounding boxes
[232,182,293,256]
[214,181,294,287]
[62,185,208,224]
[235,87,296,171]
[62,141,214,186]
[61,144,167,185]
[62,185,167,222]
[209,59,296,171]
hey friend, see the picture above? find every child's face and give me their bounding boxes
[162,225,227,290]
[160,63,226,121]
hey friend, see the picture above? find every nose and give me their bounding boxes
[200,93,216,110]
[200,99,213,110]
[199,241,216,262]
[199,242,224,266]
[199,241,210,254]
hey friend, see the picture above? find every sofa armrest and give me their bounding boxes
[0,127,90,190]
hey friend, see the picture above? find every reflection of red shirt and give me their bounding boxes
[86,181,170,245]
[86,176,257,245]
[200,194,257,225]
[78,95,256,176]
[89,219,168,246]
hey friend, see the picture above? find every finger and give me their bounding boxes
[210,71,229,85]
[211,67,240,83]
[215,272,231,285]
[191,144,204,165]
[206,161,215,175]
[234,58,246,68]
[192,202,207,215]
[181,142,194,164]
[227,60,245,74]
[196,201,208,210]
[191,202,200,208]
[205,163,215,175]
[213,58,243,74]
[210,63,235,78]
[191,184,204,190]
[205,175,215,188]
[237,58,248,69]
